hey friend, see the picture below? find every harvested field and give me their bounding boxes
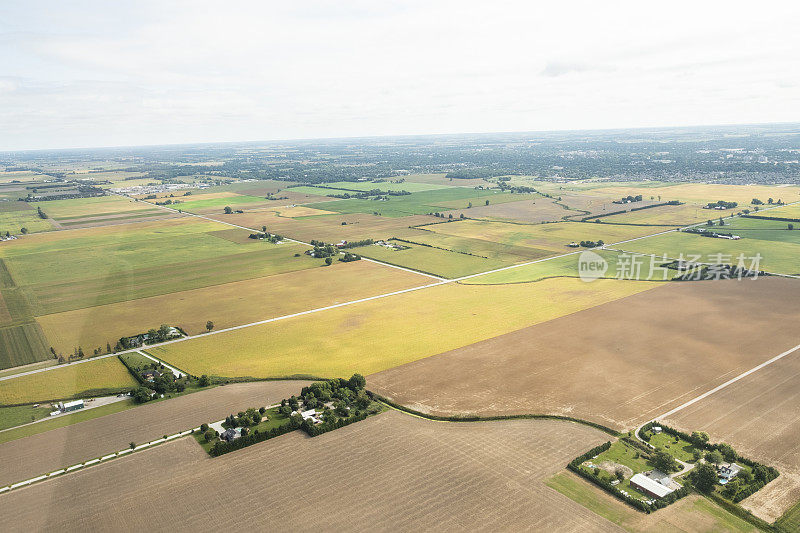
[663,351,800,521]
[399,229,552,263]
[269,205,337,217]
[0,411,624,532]
[441,196,575,223]
[751,202,800,219]
[599,202,711,225]
[37,260,429,353]
[150,277,655,379]
[0,357,137,405]
[0,380,308,487]
[369,277,800,432]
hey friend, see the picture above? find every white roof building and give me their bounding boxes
[629,473,675,499]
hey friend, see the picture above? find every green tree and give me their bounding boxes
[223,206,233,214]
[485,199,489,206]
[722,478,741,499]
[20,227,28,234]
[691,431,709,444]
[325,257,333,265]
[706,449,724,465]
[692,463,718,493]
[204,429,216,443]
[198,374,210,387]
[206,320,214,332]
[348,373,366,391]
[717,443,737,462]
[789,223,794,230]
[650,450,679,473]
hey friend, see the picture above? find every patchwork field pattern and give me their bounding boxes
[369,277,800,430]
[0,411,625,531]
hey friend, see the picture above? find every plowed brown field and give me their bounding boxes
[0,411,621,532]
[369,277,800,431]
[0,380,307,487]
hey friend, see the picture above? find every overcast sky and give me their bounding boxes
[1,1,799,151]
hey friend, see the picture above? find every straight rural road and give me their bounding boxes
[2,197,798,384]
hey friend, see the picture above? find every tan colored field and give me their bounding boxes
[37,260,430,354]
[442,196,573,223]
[753,202,800,219]
[664,352,800,521]
[216,210,435,243]
[600,202,712,225]
[0,357,137,405]
[426,219,662,252]
[0,411,626,531]
[269,205,337,217]
[0,380,308,487]
[151,277,656,379]
[590,183,800,206]
[369,277,800,431]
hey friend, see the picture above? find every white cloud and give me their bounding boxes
[1,0,799,150]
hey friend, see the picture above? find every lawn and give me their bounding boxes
[425,219,662,253]
[0,357,138,405]
[618,230,800,276]
[150,277,657,379]
[352,242,509,278]
[0,404,53,431]
[646,432,701,463]
[195,405,292,453]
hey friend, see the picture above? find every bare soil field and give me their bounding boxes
[0,411,624,532]
[0,380,307,487]
[663,352,800,521]
[369,277,800,431]
[441,196,574,223]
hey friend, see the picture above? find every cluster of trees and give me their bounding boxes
[706,200,738,209]
[223,407,265,429]
[751,197,783,205]
[308,240,337,258]
[208,416,302,457]
[339,252,361,262]
[613,194,643,204]
[579,240,604,247]
[222,206,244,214]
[248,231,283,243]
[338,238,373,249]
[36,207,48,219]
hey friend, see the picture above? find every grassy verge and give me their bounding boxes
[0,404,54,431]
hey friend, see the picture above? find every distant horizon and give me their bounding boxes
[4,120,800,155]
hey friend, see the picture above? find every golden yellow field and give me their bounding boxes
[37,260,429,353]
[269,205,337,217]
[0,357,138,405]
[150,277,658,378]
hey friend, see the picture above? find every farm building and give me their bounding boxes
[629,473,675,499]
[58,399,84,413]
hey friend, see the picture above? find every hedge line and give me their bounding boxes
[369,392,620,436]
[389,237,491,259]
[704,492,777,532]
[742,214,800,223]
[117,354,148,385]
[303,412,369,437]
[209,417,302,456]
[581,201,681,222]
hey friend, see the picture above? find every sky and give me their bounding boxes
[1,0,799,151]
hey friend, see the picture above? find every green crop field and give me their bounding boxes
[618,230,800,276]
[0,322,50,370]
[307,188,528,217]
[353,242,508,278]
[398,230,552,263]
[150,277,656,379]
[0,357,138,405]
[0,404,53,431]
[318,181,449,192]
[0,208,55,235]
[169,194,268,212]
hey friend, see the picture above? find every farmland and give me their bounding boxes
[37,260,429,354]
[663,351,800,521]
[0,411,626,531]
[0,357,137,405]
[150,277,655,379]
[0,380,307,485]
[369,277,800,430]
[352,241,508,278]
